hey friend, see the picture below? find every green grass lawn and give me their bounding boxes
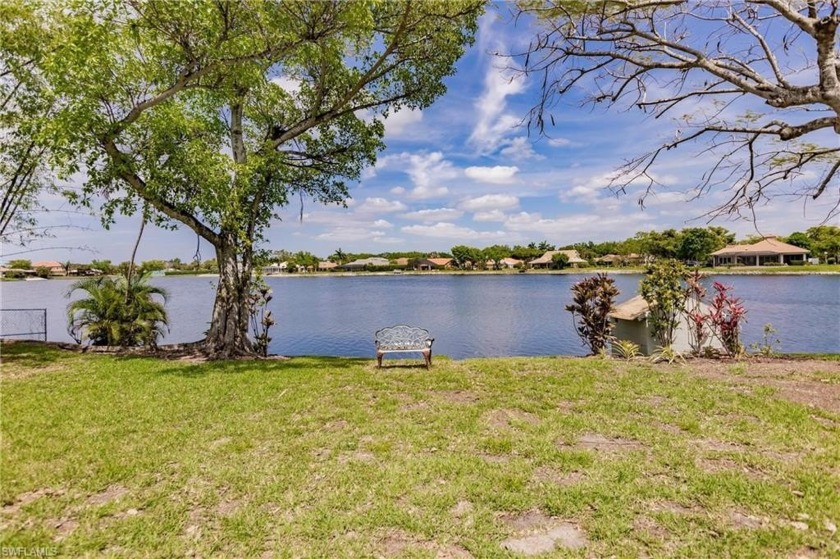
[1,343,838,558]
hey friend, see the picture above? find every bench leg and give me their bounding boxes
[422,349,432,369]
[376,351,384,368]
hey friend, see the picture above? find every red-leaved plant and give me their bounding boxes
[685,270,709,355]
[707,281,746,357]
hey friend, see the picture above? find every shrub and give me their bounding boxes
[565,273,620,355]
[707,281,746,358]
[640,259,689,347]
[67,272,168,347]
[750,323,781,357]
[612,339,640,360]
[35,266,51,279]
[650,345,685,364]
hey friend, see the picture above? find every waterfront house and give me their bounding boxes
[415,257,453,271]
[31,260,67,276]
[342,257,391,270]
[262,262,288,274]
[609,295,723,356]
[318,261,338,272]
[710,236,809,267]
[528,250,587,269]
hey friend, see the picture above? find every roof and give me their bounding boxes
[529,250,587,265]
[344,257,390,268]
[609,295,650,321]
[711,237,809,256]
[426,258,452,266]
[32,260,64,268]
[318,261,337,269]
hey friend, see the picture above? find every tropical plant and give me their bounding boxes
[247,280,275,358]
[707,281,747,358]
[750,323,781,357]
[612,339,640,361]
[566,273,620,355]
[639,260,689,348]
[684,270,710,356]
[66,272,168,347]
[650,345,685,365]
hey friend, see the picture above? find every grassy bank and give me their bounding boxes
[1,343,838,557]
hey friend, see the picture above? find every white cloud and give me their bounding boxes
[402,222,507,240]
[473,209,509,222]
[402,208,464,222]
[316,227,388,242]
[270,75,301,95]
[464,165,520,184]
[503,210,653,242]
[547,137,573,147]
[468,51,526,154]
[384,107,423,138]
[500,137,544,161]
[355,197,407,213]
[459,194,520,212]
[406,151,458,199]
[390,186,406,195]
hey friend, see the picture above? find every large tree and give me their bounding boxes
[0,2,58,246]
[17,0,482,357]
[516,1,840,220]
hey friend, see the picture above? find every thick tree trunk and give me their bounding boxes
[204,233,255,358]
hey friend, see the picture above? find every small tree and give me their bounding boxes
[7,259,31,270]
[551,252,570,270]
[566,273,620,355]
[639,260,689,348]
[34,266,51,279]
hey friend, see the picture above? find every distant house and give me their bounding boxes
[393,257,410,268]
[528,250,587,269]
[318,261,338,272]
[609,295,723,356]
[262,262,288,274]
[32,260,67,276]
[343,257,391,270]
[595,253,644,267]
[710,237,809,267]
[415,257,453,271]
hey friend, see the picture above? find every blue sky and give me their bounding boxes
[7,9,837,264]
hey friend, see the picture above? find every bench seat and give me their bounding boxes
[374,325,434,368]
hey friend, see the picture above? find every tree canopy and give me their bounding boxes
[515,1,840,221]
[12,0,483,356]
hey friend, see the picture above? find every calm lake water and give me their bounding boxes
[2,274,838,357]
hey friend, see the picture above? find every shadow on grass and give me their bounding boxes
[148,355,372,378]
[0,341,76,369]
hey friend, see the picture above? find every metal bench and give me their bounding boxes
[374,325,434,368]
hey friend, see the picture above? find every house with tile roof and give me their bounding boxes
[710,237,809,267]
[528,250,587,269]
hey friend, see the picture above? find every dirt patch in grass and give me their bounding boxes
[1,487,66,514]
[430,390,479,404]
[696,456,766,479]
[686,359,840,413]
[633,515,670,540]
[559,433,646,454]
[728,509,767,529]
[378,528,473,558]
[52,517,79,540]
[86,484,128,506]
[483,409,540,430]
[531,467,586,486]
[497,511,588,555]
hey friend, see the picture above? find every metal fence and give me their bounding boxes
[0,309,47,341]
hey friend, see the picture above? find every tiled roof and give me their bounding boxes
[711,237,808,256]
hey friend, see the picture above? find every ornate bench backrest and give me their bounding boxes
[375,325,433,350]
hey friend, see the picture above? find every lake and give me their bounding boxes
[1,273,838,357]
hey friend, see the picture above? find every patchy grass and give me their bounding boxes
[1,342,838,558]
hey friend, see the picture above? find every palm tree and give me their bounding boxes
[331,248,346,265]
[67,271,168,347]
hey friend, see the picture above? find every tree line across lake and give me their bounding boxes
[6,225,837,277]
